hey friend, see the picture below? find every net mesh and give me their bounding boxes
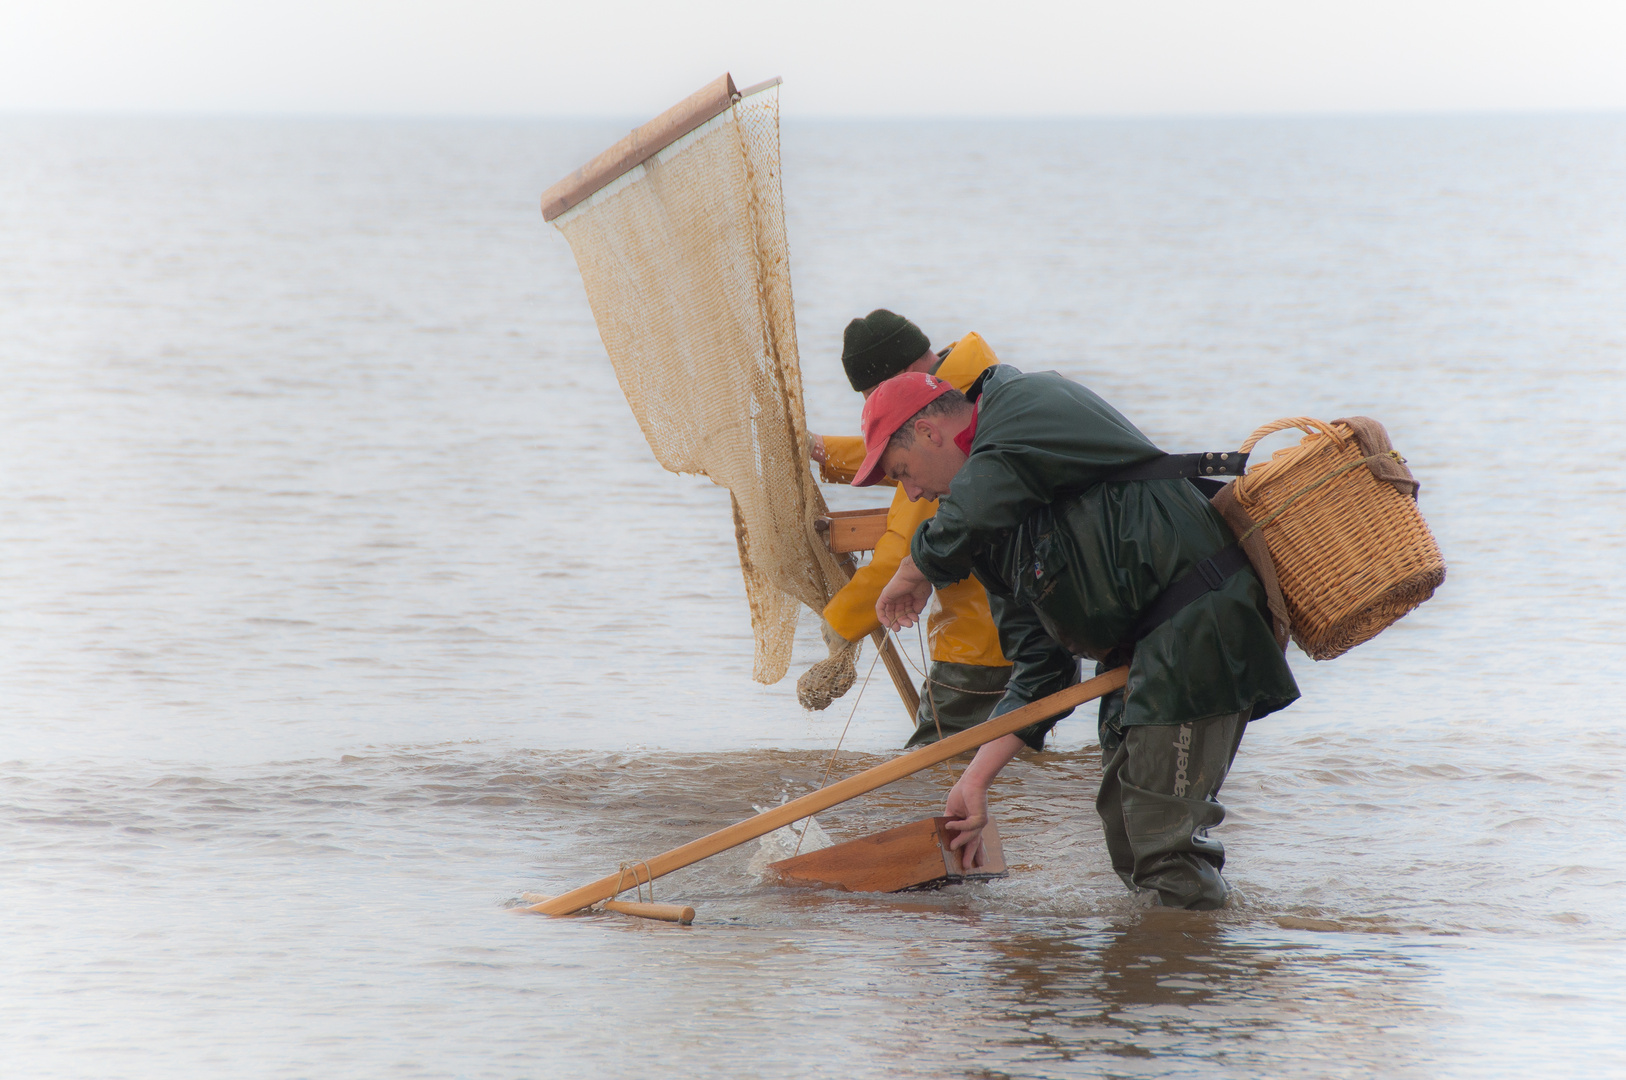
[553,86,849,684]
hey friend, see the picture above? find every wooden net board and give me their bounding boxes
[766,817,1007,893]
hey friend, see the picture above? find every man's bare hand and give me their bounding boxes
[943,777,990,870]
[942,734,1024,871]
[876,556,933,631]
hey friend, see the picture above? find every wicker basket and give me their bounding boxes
[1232,417,1446,661]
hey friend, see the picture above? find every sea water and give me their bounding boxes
[1,112,1623,1078]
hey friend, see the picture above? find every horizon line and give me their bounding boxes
[4,105,1625,123]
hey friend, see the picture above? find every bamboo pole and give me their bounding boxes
[527,666,1127,917]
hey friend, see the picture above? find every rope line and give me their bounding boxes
[612,860,656,904]
[1237,451,1401,544]
[886,626,1007,695]
[790,638,884,858]
[917,622,945,743]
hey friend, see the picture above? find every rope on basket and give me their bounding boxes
[1237,451,1404,545]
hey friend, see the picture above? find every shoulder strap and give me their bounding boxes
[1104,451,1256,642]
[963,366,996,402]
[1127,544,1252,644]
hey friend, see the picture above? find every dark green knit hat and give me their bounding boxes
[841,309,931,392]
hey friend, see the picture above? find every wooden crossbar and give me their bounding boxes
[527,666,1127,917]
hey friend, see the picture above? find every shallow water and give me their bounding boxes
[1,113,1623,1078]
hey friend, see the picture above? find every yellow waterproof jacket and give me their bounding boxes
[818,332,1010,667]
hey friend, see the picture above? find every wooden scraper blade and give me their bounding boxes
[766,816,1008,894]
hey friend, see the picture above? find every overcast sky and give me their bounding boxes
[3,0,1625,117]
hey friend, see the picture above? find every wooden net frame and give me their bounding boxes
[542,75,849,685]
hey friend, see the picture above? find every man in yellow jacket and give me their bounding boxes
[808,309,1016,747]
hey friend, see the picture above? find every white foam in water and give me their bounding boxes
[746,799,834,880]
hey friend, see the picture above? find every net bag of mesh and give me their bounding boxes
[541,76,850,686]
[1227,417,1446,661]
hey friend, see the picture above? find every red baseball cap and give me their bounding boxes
[851,372,956,487]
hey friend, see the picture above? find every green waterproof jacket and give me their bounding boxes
[909,365,1300,746]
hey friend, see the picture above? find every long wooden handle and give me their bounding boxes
[602,899,695,924]
[871,630,922,719]
[521,893,696,925]
[528,666,1128,917]
[540,74,738,221]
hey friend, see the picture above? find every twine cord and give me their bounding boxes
[791,638,883,858]
[916,622,945,743]
[887,626,1006,695]
[1237,451,1402,544]
[612,860,656,905]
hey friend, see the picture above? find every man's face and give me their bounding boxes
[878,420,966,502]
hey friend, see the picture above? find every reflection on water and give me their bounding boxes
[6,744,1621,1076]
[2,113,1624,1077]
[978,917,1443,1078]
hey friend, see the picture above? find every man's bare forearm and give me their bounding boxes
[961,734,1024,792]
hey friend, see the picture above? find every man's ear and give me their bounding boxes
[915,417,944,447]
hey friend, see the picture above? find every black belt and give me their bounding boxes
[1104,450,1250,481]
[1106,451,1250,499]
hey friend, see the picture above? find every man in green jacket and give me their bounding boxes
[860,365,1300,910]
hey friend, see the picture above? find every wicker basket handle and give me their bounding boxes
[1238,417,1347,455]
